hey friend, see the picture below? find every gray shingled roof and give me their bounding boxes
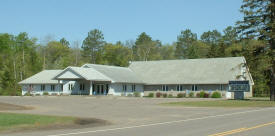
[54,67,112,81]
[129,57,254,85]
[19,70,62,84]
[19,57,254,85]
[82,64,144,84]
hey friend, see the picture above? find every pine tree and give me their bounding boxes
[236,0,275,101]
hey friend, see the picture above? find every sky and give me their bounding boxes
[0,0,243,45]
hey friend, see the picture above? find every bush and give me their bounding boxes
[156,92,162,98]
[211,91,222,98]
[199,91,205,98]
[177,93,185,98]
[148,93,154,98]
[24,92,32,96]
[168,94,174,98]
[35,93,41,96]
[204,93,209,98]
[43,92,49,95]
[196,93,200,98]
[127,93,133,97]
[163,93,167,98]
[133,92,141,97]
[189,92,194,98]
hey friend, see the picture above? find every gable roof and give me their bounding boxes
[19,70,62,84]
[82,64,143,84]
[129,57,254,85]
[54,67,112,81]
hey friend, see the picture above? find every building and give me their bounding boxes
[19,57,254,98]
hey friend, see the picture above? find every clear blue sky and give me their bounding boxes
[0,0,243,45]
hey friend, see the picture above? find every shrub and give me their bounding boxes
[43,92,49,95]
[163,93,167,98]
[211,91,222,98]
[168,94,174,98]
[199,91,205,98]
[24,92,32,96]
[189,92,194,98]
[127,93,133,97]
[35,94,41,96]
[148,93,154,98]
[204,93,209,98]
[156,92,162,98]
[133,92,141,97]
[196,93,200,98]
[177,93,185,98]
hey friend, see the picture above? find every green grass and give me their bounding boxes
[162,100,275,107]
[0,113,76,132]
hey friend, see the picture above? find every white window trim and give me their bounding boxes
[123,84,127,91]
[51,85,55,91]
[69,84,73,91]
[177,85,183,91]
[192,85,198,91]
[41,84,45,91]
[220,84,223,91]
[162,85,168,91]
[132,84,136,92]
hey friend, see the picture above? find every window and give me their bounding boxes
[28,84,33,91]
[177,85,183,91]
[220,84,223,91]
[132,84,136,92]
[51,85,55,91]
[41,85,45,91]
[123,84,127,91]
[162,85,168,91]
[192,85,198,91]
[101,85,104,92]
[106,84,109,91]
[79,83,85,91]
[60,84,63,91]
[68,84,73,90]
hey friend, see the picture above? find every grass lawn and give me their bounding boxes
[162,100,275,107]
[0,112,76,132]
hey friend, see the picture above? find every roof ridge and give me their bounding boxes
[82,63,129,69]
[130,56,244,63]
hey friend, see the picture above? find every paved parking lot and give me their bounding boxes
[0,96,274,136]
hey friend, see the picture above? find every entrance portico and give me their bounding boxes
[53,67,112,95]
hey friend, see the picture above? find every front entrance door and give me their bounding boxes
[95,84,105,95]
[93,84,109,95]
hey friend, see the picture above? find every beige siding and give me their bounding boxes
[145,84,226,91]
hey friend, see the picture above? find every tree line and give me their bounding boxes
[0,0,274,99]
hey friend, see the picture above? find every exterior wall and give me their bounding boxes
[21,80,91,95]
[109,83,144,96]
[198,84,228,91]
[143,84,251,99]
[21,82,252,98]
[21,84,62,95]
[145,84,225,92]
[62,80,75,95]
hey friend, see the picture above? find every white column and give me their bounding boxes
[89,81,93,95]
